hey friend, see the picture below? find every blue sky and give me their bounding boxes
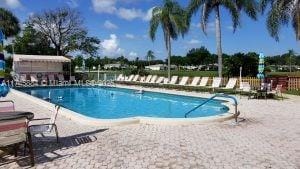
[1,0,299,60]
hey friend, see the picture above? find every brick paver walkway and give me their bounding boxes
[0,91,299,169]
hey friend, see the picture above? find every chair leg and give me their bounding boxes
[54,125,59,143]
[26,133,34,166]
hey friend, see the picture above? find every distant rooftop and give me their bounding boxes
[13,54,71,63]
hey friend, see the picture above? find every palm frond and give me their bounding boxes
[222,0,240,32]
[149,7,161,41]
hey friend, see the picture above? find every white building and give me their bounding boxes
[145,64,177,70]
[13,54,71,75]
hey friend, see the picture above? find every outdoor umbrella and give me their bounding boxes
[257,53,265,89]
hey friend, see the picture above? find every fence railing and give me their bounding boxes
[288,77,300,90]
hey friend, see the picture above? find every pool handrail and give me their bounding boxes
[184,93,239,122]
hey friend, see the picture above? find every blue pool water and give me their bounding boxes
[19,87,229,119]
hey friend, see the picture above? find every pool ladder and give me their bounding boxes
[184,94,242,123]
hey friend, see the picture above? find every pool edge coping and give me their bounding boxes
[11,87,235,126]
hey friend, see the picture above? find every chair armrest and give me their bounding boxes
[30,118,51,121]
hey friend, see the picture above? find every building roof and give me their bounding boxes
[13,54,71,63]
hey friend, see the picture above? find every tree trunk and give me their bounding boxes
[167,35,171,81]
[215,5,223,78]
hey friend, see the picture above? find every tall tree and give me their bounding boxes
[5,25,56,55]
[0,8,20,38]
[146,50,155,65]
[188,0,258,77]
[261,0,300,41]
[149,0,189,80]
[29,7,100,56]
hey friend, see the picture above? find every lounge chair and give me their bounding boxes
[116,74,124,81]
[48,74,57,86]
[199,77,209,87]
[0,100,15,112]
[149,75,158,83]
[41,75,48,86]
[268,84,283,99]
[69,76,77,85]
[168,76,178,85]
[238,82,255,99]
[58,74,68,85]
[30,74,39,86]
[0,117,35,166]
[132,75,140,82]
[125,75,134,82]
[16,74,29,86]
[28,105,60,143]
[156,76,164,84]
[222,78,237,89]
[210,77,222,88]
[143,75,152,83]
[139,76,146,83]
[189,77,200,86]
[178,76,189,86]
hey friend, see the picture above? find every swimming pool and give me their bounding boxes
[18,86,229,119]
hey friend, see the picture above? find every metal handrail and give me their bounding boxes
[184,93,239,122]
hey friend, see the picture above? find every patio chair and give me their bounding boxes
[178,76,189,86]
[221,78,237,90]
[116,74,124,81]
[189,77,200,86]
[30,74,39,86]
[0,117,35,166]
[58,74,68,85]
[41,75,48,86]
[155,76,164,84]
[69,76,77,85]
[210,77,222,89]
[139,76,146,83]
[0,100,15,113]
[132,75,140,82]
[169,76,178,85]
[17,74,30,87]
[144,75,152,83]
[48,74,57,86]
[125,75,134,82]
[28,105,60,143]
[149,75,158,83]
[238,82,256,99]
[198,77,209,87]
[268,84,283,99]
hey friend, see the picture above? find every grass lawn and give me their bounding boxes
[267,71,300,77]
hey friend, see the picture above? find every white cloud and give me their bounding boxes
[192,22,215,33]
[117,8,144,21]
[91,0,154,21]
[188,39,201,44]
[125,34,135,39]
[91,0,117,14]
[100,34,124,57]
[143,7,155,21]
[66,0,79,8]
[104,20,118,29]
[0,0,22,9]
[129,52,138,58]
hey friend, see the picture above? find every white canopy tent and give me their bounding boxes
[13,54,71,74]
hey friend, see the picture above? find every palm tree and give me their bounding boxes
[261,0,300,41]
[0,8,20,38]
[146,50,155,65]
[149,0,189,81]
[188,0,258,77]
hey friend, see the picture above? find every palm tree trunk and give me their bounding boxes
[167,35,171,81]
[215,5,223,78]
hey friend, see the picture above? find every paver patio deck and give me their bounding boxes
[0,89,299,169]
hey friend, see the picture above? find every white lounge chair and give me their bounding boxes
[30,74,39,86]
[156,76,164,84]
[169,76,178,85]
[41,75,48,86]
[139,76,146,83]
[189,77,200,86]
[178,76,189,86]
[69,76,77,85]
[211,77,222,88]
[144,75,152,83]
[132,75,140,82]
[224,78,237,89]
[58,74,68,85]
[116,74,124,81]
[149,75,158,83]
[16,74,29,86]
[125,75,134,82]
[48,74,57,85]
[199,77,209,87]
